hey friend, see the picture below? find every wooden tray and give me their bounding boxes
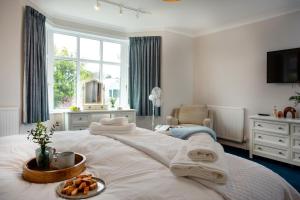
[23,153,86,183]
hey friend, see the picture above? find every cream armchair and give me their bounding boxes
[166,105,214,129]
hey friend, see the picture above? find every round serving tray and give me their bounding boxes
[23,153,86,183]
[56,177,106,199]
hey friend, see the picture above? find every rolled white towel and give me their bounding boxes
[170,143,228,184]
[100,117,128,126]
[187,134,219,162]
[89,122,136,135]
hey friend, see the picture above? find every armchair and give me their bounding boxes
[166,105,214,129]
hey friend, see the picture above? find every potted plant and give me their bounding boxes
[110,97,116,108]
[27,121,58,169]
[289,92,300,106]
[69,105,80,112]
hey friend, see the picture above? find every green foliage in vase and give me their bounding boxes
[27,122,59,149]
[289,92,300,106]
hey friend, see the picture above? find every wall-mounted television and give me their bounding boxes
[267,48,300,83]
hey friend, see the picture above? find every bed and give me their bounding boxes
[0,128,299,200]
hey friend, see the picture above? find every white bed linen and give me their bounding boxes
[0,128,298,200]
[98,129,300,200]
[0,130,222,200]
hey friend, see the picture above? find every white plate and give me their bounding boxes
[56,177,105,199]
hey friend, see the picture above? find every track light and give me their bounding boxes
[93,0,150,18]
[94,0,100,11]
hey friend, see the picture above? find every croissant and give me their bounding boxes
[60,174,98,196]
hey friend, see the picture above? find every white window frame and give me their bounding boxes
[46,26,129,113]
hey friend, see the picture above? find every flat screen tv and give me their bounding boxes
[267,48,300,83]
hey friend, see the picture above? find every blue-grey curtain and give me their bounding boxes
[23,6,49,123]
[129,36,161,116]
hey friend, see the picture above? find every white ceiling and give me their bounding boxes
[30,0,300,37]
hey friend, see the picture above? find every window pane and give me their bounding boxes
[80,62,100,82]
[80,38,100,60]
[53,60,77,108]
[103,64,120,105]
[103,42,121,63]
[54,33,77,58]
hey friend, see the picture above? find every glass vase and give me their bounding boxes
[35,146,53,169]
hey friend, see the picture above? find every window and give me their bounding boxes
[80,38,100,60]
[103,63,121,103]
[103,41,121,63]
[47,29,128,111]
[54,34,77,58]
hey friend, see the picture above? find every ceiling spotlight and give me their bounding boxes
[119,5,123,15]
[94,0,100,11]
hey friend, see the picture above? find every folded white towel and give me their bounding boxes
[100,117,128,126]
[170,143,228,184]
[187,134,219,162]
[89,122,136,135]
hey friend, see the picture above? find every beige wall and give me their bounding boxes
[162,32,194,117]
[129,31,194,129]
[194,11,300,143]
[0,0,23,108]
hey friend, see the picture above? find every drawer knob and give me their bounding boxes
[278,152,283,155]
[257,124,262,127]
[79,117,82,120]
[278,127,283,130]
[257,147,262,150]
[278,139,284,143]
[258,136,262,139]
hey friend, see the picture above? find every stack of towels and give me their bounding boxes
[89,117,136,135]
[170,133,229,184]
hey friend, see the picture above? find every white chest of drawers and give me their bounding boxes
[64,109,136,131]
[249,115,300,166]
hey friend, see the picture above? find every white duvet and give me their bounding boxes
[0,128,298,200]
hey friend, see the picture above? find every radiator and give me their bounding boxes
[208,105,244,143]
[0,107,19,137]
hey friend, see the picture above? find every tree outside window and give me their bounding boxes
[53,48,93,108]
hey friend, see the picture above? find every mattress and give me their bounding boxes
[0,128,298,200]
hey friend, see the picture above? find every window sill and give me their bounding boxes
[50,109,68,114]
